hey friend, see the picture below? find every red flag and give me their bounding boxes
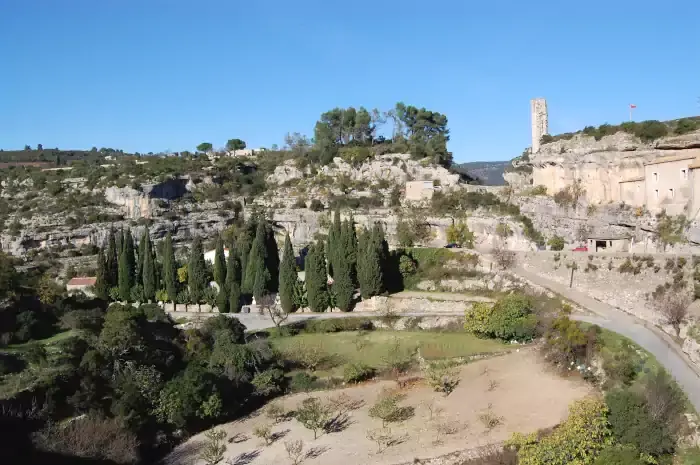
[630,104,637,109]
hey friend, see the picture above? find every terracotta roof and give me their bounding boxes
[620,176,644,183]
[644,153,698,166]
[67,277,96,286]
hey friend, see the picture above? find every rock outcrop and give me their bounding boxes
[507,130,700,204]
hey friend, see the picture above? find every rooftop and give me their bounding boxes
[67,277,96,286]
[644,153,698,166]
[619,176,644,183]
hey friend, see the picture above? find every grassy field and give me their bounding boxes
[3,330,78,353]
[274,330,510,378]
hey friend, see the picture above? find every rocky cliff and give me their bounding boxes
[506,129,700,203]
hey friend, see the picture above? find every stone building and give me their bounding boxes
[66,277,96,296]
[643,153,697,216]
[586,233,631,253]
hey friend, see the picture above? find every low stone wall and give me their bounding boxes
[160,302,220,313]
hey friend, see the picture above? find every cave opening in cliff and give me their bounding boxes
[595,240,608,252]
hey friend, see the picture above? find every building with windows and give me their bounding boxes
[643,153,698,215]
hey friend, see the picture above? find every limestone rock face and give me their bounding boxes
[266,153,460,188]
[507,129,700,205]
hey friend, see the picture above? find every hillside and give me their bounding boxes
[454,161,509,185]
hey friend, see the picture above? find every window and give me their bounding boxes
[654,189,659,199]
[681,169,688,180]
[669,188,675,199]
[653,172,658,182]
[636,184,640,192]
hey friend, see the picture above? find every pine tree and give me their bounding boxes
[188,236,208,304]
[244,222,267,295]
[340,217,358,284]
[359,224,383,299]
[142,234,156,302]
[106,228,118,288]
[279,234,298,313]
[213,236,227,287]
[305,242,329,312]
[162,232,177,302]
[264,224,280,292]
[94,248,108,300]
[226,250,242,313]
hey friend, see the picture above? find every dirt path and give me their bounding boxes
[167,349,591,465]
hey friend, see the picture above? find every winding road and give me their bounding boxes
[514,265,700,412]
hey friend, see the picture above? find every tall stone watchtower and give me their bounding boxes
[530,98,548,154]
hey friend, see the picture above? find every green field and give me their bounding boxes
[274,330,510,378]
[3,330,78,353]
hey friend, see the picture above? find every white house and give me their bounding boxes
[204,248,230,264]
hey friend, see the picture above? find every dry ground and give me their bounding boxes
[168,348,593,465]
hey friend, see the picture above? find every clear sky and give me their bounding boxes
[1,0,699,162]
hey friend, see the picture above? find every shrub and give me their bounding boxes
[492,247,516,270]
[251,368,285,396]
[266,402,287,423]
[542,311,597,370]
[293,198,307,208]
[32,416,139,464]
[309,199,324,211]
[593,445,645,465]
[289,371,317,393]
[418,353,460,395]
[343,362,375,384]
[368,391,415,427]
[284,439,306,465]
[380,339,415,375]
[508,397,612,465]
[548,235,565,251]
[465,294,538,341]
[200,429,227,465]
[253,423,274,445]
[302,317,373,333]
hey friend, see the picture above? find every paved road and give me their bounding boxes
[514,265,700,412]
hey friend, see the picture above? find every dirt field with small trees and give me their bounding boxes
[168,349,592,465]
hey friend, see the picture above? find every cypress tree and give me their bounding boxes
[216,284,229,313]
[213,236,227,287]
[327,210,341,276]
[226,250,242,313]
[123,229,136,288]
[358,224,383,298]
[264,224,280,292]
[94,248,108,300]
[116,228,124,256]
[333,258,354,312]
[279,234,297,313]
[136,229,147,285]
[340,217,358,284]
[305,242,329,312]
[118,243,131,302]
[244,222,267,295]
[237,217,256,291]
[142,234,156,302]
[188,236,208,304]
[162,232,177,302]
[106,228,118,287]
[253,265,271,303]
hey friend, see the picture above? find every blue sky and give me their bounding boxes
[1,0,699,162]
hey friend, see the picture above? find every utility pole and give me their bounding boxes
[569,261,578,288]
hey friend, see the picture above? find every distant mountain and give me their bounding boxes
[453,161,510,186]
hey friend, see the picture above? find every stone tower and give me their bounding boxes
[530,98,548,154]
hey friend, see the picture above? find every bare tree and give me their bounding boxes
[657,292,691,337]
[259,294,288,331]
[492,246,516,270]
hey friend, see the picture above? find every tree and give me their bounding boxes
[199,429,227,465]
[123,229,136,285]
[264,223,280,292]
[162,232,178,302]
[279,234,298,313]
[657,292,691,337]
[333,258,354,312]
[196,142,213,153]
[136,230,147,285]
[94,248,109,300]
[340,218,358,284]
[446,221,475,247]
[226,138,246,155]
[142,233,156,302]
[327,211,342,276]
[213,237,226,287]
[118,239,132,302]
[106,228,118,287]
[225,249,242,313]
[548,235,565,251]
[188,237,208,304]
[295,397,333,439]
[244,222,267,295]
[358,225,383,298]
[305,243,329,312]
